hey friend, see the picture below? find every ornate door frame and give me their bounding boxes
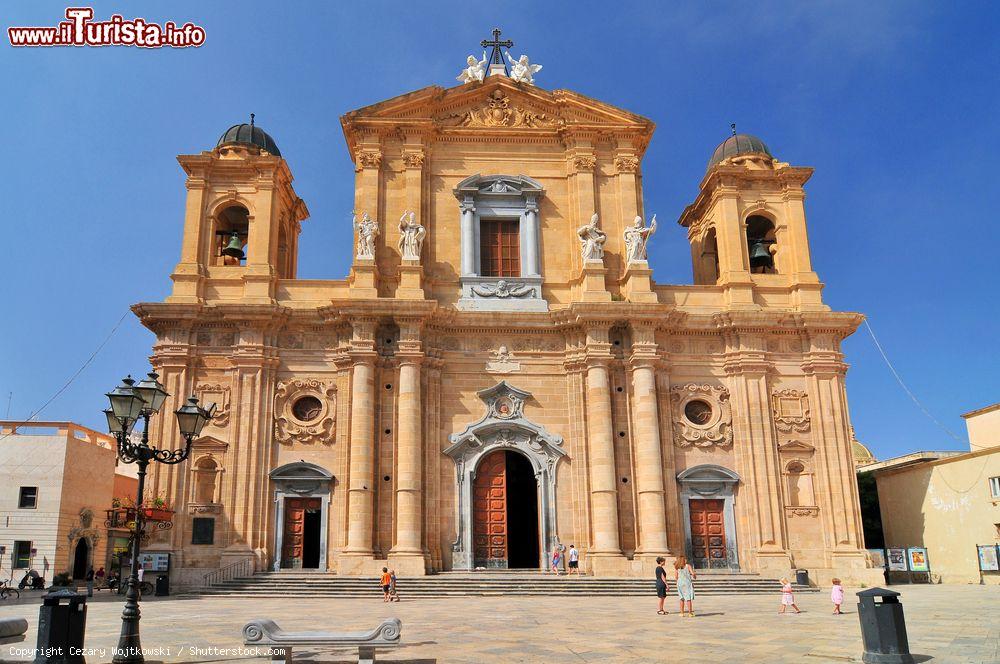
[270,461,334,571]
[445,381,566,571]
[677,464,741,570]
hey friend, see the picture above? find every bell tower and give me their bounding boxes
[677,130,824,310]
[167,117,309,304]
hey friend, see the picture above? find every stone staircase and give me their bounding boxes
[193,569,818,597]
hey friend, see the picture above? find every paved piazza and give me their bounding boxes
[1,585,997,663]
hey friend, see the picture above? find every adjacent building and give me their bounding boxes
[860,403,1000,583]
[0,421,138,581]
[131,57,883,587]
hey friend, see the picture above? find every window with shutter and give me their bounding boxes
[480,219,520,277]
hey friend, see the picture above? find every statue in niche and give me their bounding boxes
[623,214,657,263]
[577,213,607,262]
[456,52,488,84]
[352,211,379,260]
[397,210,426,260]
[507,53,543,85]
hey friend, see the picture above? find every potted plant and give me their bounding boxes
[142,493,174,522]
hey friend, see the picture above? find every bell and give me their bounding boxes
[749,239,773,269]
[221,231,245,260]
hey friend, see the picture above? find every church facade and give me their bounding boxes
[134,69,880,586]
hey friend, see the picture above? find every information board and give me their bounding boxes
[137,552,170,572]
[907,547,929,572]
[978,544,999,572]
[887,547,907,571]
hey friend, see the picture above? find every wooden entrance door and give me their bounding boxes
[282,497,320,568]
[689,499,728,568]
[473,451,508,568]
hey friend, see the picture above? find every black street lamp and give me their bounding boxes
[104,373,214,664]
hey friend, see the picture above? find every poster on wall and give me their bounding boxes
[978,545,999,572]
[867,549,887,569]
[137,552,170,572]
[907,547,929,572]
[887,548,907,571]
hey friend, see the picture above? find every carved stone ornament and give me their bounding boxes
[274,379,336,445]
[439,89,564,129]
[402,151,426,168]
[572,154,597,171]
[785,507,819,517]
[614,155,639,173]
[670,383,733,448]
[355,150,382,170]
[470,279,534,298]
[197,382,232,427]
[486,345,521,374]
[772,389,810,433]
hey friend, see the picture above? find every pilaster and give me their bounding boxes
[343,319,378,563]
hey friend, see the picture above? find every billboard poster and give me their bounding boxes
[867,549,887,569]
[907,547,929,572]
[978,545,999,572]
[887,547,907,571]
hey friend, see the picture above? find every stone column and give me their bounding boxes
[343,321,377,567]
[523,202,539,277]
[629,325,669,555]
[460,202,476,276]
[390,322,426,574]
[584,326,623,565]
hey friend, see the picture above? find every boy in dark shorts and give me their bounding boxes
[380,567,392,602]
[567,544,581,575]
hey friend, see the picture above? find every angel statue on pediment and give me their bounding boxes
[623,214,657,264]
[457,52,488,84]
[507,53,542,85]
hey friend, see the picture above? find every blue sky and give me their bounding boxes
[1,1,997,460]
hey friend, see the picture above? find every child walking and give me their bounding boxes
[389,569,400,602]
[778,577,801,614]
[830,578,844,615]
[380,567,392,602]
[674,555,697,617]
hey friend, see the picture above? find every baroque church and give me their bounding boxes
[134,40,881,586]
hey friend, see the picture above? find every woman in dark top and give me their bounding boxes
[655,556,669,615]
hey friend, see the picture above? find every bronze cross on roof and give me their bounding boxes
[481,27,513,72]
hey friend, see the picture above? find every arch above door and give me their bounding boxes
[445,381,566,570]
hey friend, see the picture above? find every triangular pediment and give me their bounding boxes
[341,76,654,153]
[778,440,815,454]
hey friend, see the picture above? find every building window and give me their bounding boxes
[18,486,37,509]
[989,476,1000,499]
[480,219,520,277]
[191,517,215,545]
[13,541,32,568]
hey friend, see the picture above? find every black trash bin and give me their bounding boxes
[857,588,915,664]
[34,588,87,664]
[154,574,169,597]
[795,569,809,586]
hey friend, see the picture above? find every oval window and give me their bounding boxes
[684,399,713,425]
[292,396,323,422]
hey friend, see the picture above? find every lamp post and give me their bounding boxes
[104,373,214,664]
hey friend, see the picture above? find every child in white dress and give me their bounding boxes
[778,577,801,614]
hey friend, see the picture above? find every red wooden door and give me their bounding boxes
[473,451,508,567]
[689,499,727,568]
[283,497,320,567]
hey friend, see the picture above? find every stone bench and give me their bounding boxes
[0,617,28,645]
[243,617,401,664]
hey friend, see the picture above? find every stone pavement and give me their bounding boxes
[0,585,997,663]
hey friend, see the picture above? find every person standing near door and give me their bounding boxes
[85,567,95,597]
[549,545,562,574]
[674,556,696,617]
